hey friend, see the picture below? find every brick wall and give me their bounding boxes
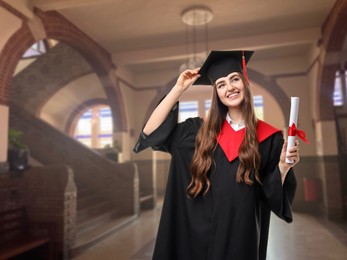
[11,43,92,114]
[0,165,76,258]
[25,165,77,258]
[0,173,27,212]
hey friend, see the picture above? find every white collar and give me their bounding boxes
[226,113,245,131]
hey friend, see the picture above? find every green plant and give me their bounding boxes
[103,140,122,153]
[103,140,122,162]
[8,128,28,150]
[7,128,30,173]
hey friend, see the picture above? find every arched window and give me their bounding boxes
[74,105,113,148]
[253,95,264,120]
[333,69,346,107]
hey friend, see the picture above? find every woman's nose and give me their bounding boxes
[226,81,234,90]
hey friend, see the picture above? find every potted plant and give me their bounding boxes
[8,128,30,173]
[103,140,122,162]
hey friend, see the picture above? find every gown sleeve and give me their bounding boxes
[133,101,179,154]
[133,101,201,154]
[260,133,297,223]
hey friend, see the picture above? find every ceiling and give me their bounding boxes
[29,0,337,73]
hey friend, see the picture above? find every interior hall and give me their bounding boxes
[0,0,347,259]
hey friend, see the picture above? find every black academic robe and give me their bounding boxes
[134,102,297,260]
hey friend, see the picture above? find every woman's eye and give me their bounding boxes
[217,84,225,89]
[231,77,240,83]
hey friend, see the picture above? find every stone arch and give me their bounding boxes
[0,8,127,131]
[0,23,35,105]
[317,0,347,120]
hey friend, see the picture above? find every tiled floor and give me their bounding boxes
[74,201,347,260]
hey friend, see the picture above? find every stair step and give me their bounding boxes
[76,209,120,235]
[70,215,138,258]
[72,188,137,258]
[77,195,103,210]
[77,188,94,198]
[77,201,112,223]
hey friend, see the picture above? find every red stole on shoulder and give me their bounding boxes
[216,119,281,162]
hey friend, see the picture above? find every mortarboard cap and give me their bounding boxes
[193,50,254,86]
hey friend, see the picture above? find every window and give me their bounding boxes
[179,101,199,123]
[74,106,113,148]
[22,39,59,59]
[253,95,264,120]
[205,100,211,117]
[333,70,343,107]
[75,109,92,147]
[98,108,113,148]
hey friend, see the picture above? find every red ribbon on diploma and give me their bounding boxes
[288,123,310,143]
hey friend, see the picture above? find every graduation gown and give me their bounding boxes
[134,102,297,260]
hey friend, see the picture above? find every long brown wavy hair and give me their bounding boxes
[187,73,261,198]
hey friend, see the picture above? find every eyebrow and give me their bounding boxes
[216,74,239,85]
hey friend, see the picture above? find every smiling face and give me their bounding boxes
[215,72,245,111]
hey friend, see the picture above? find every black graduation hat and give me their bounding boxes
[193,50,254,86]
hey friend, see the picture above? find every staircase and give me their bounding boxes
[9,104,139,257]
[70,186,137,257]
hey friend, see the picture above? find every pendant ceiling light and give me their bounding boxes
[179,6,213,72]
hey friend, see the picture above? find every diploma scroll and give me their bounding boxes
[286,97,299,163]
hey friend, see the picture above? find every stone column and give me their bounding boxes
[315,120,343,220]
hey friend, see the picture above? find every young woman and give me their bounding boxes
[134,50,299,260]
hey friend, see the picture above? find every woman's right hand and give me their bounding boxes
[143,69,199,135]
[174,68,201,93]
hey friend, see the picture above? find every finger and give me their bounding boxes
[282,140,288,152]
[289,146,299,153]
[287,153,300,163]
[288,150,299,159]
[183,71,198,80]
[288,152,299,159]
[292,155,300,164]
[185,71,200,78]
[187,69,199,74]
[292,144,299,152]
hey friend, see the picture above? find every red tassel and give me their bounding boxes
[242,50,249,85]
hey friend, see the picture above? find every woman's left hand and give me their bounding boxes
[278,139,300,183]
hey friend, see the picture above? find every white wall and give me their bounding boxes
[40,73,106,131]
